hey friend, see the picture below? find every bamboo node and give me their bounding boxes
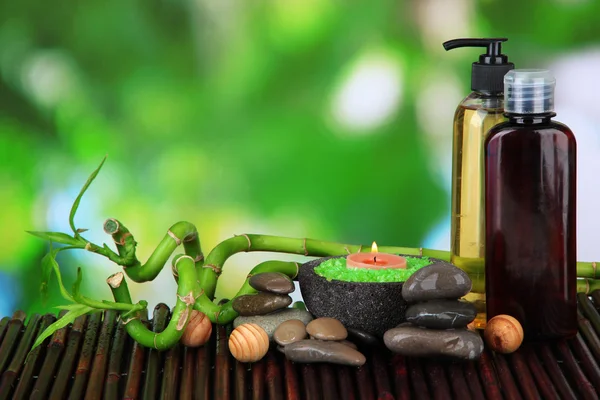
[177,306,190,331]
[193,253,204,263]
[85,242,92,251]
[106,272,124,288]
[203,264,222,275]
[174,255,195,272]
[171,263,179,278]
[419,247,423,256]
[114,232,132,246]
[586,278,590,294]
[183,231,198,242]
[293,262,299,279]
[593,262,597,279]
[246,273,253,279]
[167,229,182,246]
[195,288,205,300]
[344,246,351,255]
[177,291,195,306]
[235,234,252,250]
[154,334,159,349]
[303,238,308,256]
[357,245,363,253]
[122,315,141,325]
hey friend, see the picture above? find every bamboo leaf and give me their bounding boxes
[69,155,107,237]
[55,304,85,311]
[31,305,96,351]
[46,249,74,302]
[72,267,83,302]
[27,231,83,247]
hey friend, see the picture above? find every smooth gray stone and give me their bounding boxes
[284,340,366,366]
[232,292,292,316]
[402,262,472,303]
[274,319,307,346]
[406,300,477,329]
[249,272,295,294]
[384,324,484,360]
[234,308,313,339]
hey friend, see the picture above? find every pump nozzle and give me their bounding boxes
[443,38,515,93]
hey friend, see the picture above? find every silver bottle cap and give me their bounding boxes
[504,69,555,114]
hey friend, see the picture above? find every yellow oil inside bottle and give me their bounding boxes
[451,96,505,318]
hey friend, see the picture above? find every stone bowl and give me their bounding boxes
[298,254,442,337]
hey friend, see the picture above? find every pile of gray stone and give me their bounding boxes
[383,262,484,360]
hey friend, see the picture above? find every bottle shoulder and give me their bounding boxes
[456,91,504,112]
[485,119,576,143]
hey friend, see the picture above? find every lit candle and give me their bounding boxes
[346,242,407,270]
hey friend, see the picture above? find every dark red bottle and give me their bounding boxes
[485,69,577,341]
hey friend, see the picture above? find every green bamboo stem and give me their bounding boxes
[102,219,203,282]
[107,255,196,349]
[200,234,600,300]
[195,261,299,324]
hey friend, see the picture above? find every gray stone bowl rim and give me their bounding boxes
[300,254,444,286]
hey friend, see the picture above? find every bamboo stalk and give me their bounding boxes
[0,313,42,399]
[104,319,128,400]
[108,256,196,349]
[579,317,600,366]
[102,219,203,283]
[370,351,393,399]
[180,347,195,400]
[355,361,375,400]
[31,310,69,400]
[160,342,181,400]
[592,290,600,310]
[537,344,577,400]
[463,361,486,400]
[555,340,597,400]
[446,362,472,400]
[12,314,56,400]
[85,310,118,400]
[477,350,503,400]
[234,359,248,400]
[68,311,103,400]
[300,364,321,400]
[507,351,539,400]
[389,355,409,400]
[423,359,452,400]
[0,310,26,374]
[266,351,284,400]
[194,326,213,400]
[251,358,266,400]
[318,363,338,400]
[406,358,429,399]
[214,322,231,400]
[490,353,522,400]
[142,304,170,399]
[0,317,9,345]
[569,334,600,390]
[123,320,150,400]
[48,314,87,400]
[522,346,560,400]
[336,365,356,400]
[578,293,600,333]
[282,356,300,400]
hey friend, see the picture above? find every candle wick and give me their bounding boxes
[374,256,377,263]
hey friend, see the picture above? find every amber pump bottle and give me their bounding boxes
[443,38,514,283]
[485,70,577,341]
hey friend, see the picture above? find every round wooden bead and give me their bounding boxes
[484,315,524,354]
[229,323,269,363]
[181,311,212,347]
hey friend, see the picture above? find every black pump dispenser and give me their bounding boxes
[443,38,514,93]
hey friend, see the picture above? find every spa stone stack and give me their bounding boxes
[383,262,484,360]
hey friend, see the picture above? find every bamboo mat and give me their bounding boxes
[1,292,600,400]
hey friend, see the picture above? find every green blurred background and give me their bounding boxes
[1,0,599,317]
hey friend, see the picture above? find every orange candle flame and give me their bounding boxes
[371,241,378,253]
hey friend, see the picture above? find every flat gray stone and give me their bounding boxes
[347,327,380,347]
[274,319,307,346]
[284,340,366,366]
[234,308,313,339]
[232,292,292,316]
[249,272,295,294]
[406,300,477,329]
[383,324,483,360]
[402,262,471,303]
